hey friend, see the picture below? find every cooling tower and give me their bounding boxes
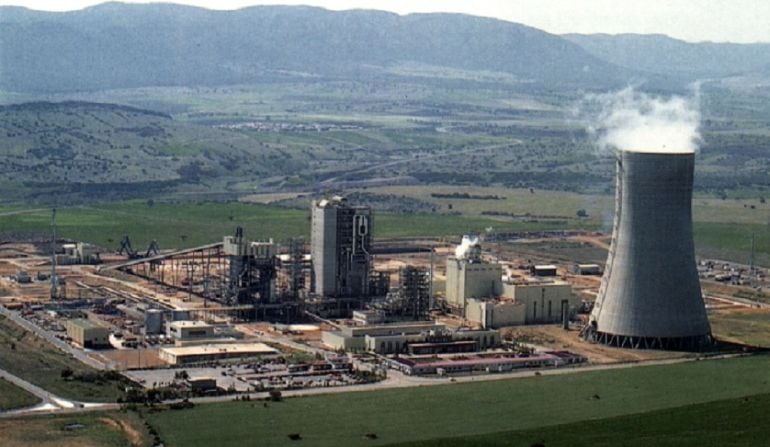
[587,150,711,350]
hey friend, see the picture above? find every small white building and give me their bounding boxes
[166,320,214,341]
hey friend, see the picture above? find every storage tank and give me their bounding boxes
[144,309,164,335]
[586,150,711,349]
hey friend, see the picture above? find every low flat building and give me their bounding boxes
[322,321,444,352]
[531,265,557,277]
[322,321,499,354]
[187,377,218,393]
[159,342,279,365]
[575,264,602,275]
[390,351,586,376]
[65,318,110,349]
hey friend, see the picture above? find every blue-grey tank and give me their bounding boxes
[587,150,711,349]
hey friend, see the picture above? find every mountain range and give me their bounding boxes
[564,33,770,79]
[0,2,636,93]
[2,3,770,94]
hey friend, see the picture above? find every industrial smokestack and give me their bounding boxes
[586,150,711,349]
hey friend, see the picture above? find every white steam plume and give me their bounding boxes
[584,87,701,154]
[455,235,479,259]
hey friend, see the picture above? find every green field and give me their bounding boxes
[396,392,770,447]
[146,355,770,447]
[0,316,126,403]
[693,221,770,266]
[0,377,40,411]
[0,201,593,250]
[2,198,767,265]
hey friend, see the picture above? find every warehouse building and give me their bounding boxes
[159,342,279,365]
[65,318,110,349]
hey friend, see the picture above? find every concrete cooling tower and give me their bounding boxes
[585,150,711,350]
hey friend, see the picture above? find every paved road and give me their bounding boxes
[0,366,117,418]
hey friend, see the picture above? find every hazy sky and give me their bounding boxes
[3,0,770,44]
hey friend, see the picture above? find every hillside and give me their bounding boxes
[564,33,770,79]
[0,3,636,93]
[0,101,304,202]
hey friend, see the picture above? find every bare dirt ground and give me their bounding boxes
[99,416,145,447]
[505,325,693,364]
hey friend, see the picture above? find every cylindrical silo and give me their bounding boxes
[586,150,711,349]
[144,308,164,335]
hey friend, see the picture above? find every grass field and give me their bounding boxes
[0,316,125,403]
[1,196,768,264]
[0,201,593,250]
[693,221,770,265]
[147,355,770,447]
[710,309,770,347]
[394,392,770,447]
[1,411,149,447]
[0,378,40,411]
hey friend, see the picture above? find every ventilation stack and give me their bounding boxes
[586,150,711,350]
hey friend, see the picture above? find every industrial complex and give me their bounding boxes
[0,159,766,402]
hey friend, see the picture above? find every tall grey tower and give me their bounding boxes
[586,151,711,349]
[311,196,372,298]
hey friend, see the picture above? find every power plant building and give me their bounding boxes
[445,236,503,313]
[503,279,577,324]
[586,151,711,349]
[311,196,373,298]
[465,299,526,328]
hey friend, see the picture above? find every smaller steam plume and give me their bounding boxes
[584,87,701,154]
[455,235,480,260]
